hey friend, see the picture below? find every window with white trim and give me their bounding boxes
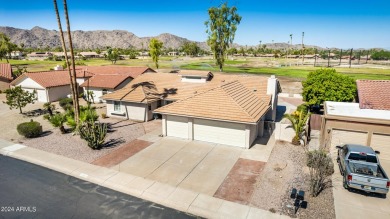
[113,101,121,112]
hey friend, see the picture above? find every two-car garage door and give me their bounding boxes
[331,129,390,161]
[193,119,246,148]
[166,116,247,148]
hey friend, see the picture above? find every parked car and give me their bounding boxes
[336,144,389,197]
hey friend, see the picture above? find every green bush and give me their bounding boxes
[79,120,107,150]
[59,97,73,110]
[297,103,309,115]
[17,120,42,138]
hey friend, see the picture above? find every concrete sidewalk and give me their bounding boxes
[0,140,290,219]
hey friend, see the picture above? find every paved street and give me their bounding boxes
[0,155,196,219]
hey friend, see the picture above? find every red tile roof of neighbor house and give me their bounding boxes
[11,70,91,88]
[0,63,13,81]
[80,74,133,89]
[357,80,390,111]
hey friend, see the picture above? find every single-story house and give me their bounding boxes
[10,70,91,103]
[27,52,52,60]
[102,70,280,148]
[80,52,99,58]
[9,51,23,59]
[321,80,390,161]
[168,51,179,56]
[52,52,72,59]
[79,66,156,101]
[0,63,13,91]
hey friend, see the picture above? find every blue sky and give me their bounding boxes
[1,0,389,49]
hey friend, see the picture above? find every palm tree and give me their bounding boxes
[53,0,79,124]
[63,0,81,123]
[283,110,310,145]
[46,113,67,134]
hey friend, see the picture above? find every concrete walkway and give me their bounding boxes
[0,139,289,219]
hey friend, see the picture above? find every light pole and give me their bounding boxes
[302,32,305,64]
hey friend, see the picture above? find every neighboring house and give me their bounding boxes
[321,80,390,161]
[168,51,179,56]
[10,70,89,103]
[258,54,275,58]
[80,74,133,102]
[102,70,280,148]
[27,52,53,60]
[79,66,156,101]
[0,63,13,91]
[10,51,23,59]
[52,52,72,59]
[80,52,99,58]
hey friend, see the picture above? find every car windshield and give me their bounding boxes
[348,153,378,163]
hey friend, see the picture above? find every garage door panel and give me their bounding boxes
[371,133,390,161]
[167,116,188,139]
[331,129,368,147]
[194,119,246,147]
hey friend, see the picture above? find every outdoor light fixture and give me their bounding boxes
[290,188,307,214]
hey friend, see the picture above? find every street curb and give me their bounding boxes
[0,143,290,219]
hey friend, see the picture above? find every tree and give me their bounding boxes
[306,150,334,197]
[283,109,310,145]
[107,48,119,64]
[149,38,163,69]
[45,113,67,134]
[53,0,80,126]
[205,2,241,71]
[0,33,17,63]
[182,42,200,57]
[3,86,37,114]
[302,68,357,106]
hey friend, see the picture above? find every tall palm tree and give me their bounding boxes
[53,0,79,123]
[63,0,80,123]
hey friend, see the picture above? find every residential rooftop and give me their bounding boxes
[357,80,390,111]
[325,101,390,121]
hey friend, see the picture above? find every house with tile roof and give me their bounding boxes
[0,63,13,91]
[102,70,280,148]
[79,66,156,102]
[10,70,90,102]
[321,80,390,161]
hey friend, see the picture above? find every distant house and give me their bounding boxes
[321,80,390,160]
[259,54,275,58]
[10,70,89,103]
[168,51,179,56]
[138,51,149,56]
[102,71,281,148]
[286,55,299,59]
[0,63,13,91]
[80,52,99,58]
[52,52,72,59]
[10,51,23,60]
[27,52,52,60]
[79,66,156,102]
[301,54,319,59]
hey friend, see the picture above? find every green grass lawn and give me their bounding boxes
[2,57,390,80]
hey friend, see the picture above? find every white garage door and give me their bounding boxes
[331,129,368,147]
[166,116,189,139]
[371,133,390,161]
[194,119,246,147]
[36,89,47,102]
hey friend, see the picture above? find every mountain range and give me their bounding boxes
[0,26,387,51]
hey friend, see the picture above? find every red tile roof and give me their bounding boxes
[80,74,133,89]
[357,80,390,111]
[11,70,88,88]
[0,63,13,81]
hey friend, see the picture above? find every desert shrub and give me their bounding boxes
[306,150,334,197]
[17,120,42,138]
[59,97,73,110]
[101,113,107,118]
[79,120,107,150]
[45,113,67,134]
[66,106,98,130]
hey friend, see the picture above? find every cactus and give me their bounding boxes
[79,120,107,150]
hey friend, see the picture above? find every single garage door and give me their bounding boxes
[166,116,188,139]
[331,129,368,147]
[194,119,246,147]
[371,133,390,161]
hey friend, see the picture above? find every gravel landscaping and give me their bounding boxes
[250,141,335,219]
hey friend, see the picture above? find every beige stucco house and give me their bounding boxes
[102,70,281,148]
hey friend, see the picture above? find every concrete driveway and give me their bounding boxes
[112,135,275,196]
[331,147,390,219]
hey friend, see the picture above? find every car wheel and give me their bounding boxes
[343,177,349,190]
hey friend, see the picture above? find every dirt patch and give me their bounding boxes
[250,141,335,219]
[214,158,265,205]
[92,139,153,167]
[278,76,303,94]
